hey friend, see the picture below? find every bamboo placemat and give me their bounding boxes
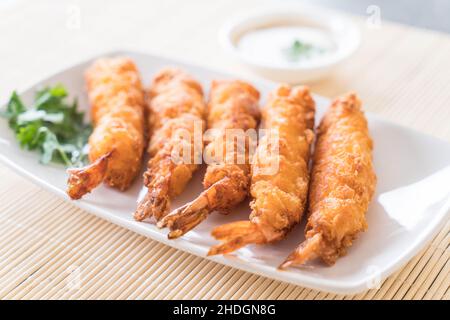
[0,0,449,300]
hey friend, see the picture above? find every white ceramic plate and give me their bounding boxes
[1,50,449,294]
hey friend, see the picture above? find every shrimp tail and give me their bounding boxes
[66,151,113,200]
[207,221,265,256]
[134,171,171,222]
[278,233,322,269]
[157,178,229,238]
[156,199,209,239]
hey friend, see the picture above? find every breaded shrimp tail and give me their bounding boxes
[158,174,248,239]
[134,151,173,220]
[158,80,261,238]
[67,152,113,199]
[134,68,206,221]
[208,85,316,255]
[279,234,322,269]
[280,93,376,268]
[66,57,146,199]
[208,221,265,255]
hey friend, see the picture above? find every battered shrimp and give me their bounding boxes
[280,93,376,268]
[158,80,261,239]
[134,68,206,221]
[67,57,145,199]
[208,85,315,255]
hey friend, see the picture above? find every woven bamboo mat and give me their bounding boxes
[0,0,449,300]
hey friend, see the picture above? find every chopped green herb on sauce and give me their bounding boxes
[283,39,324,62]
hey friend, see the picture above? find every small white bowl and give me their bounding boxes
[219,5,360,84]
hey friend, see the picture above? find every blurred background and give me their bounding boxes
[300,0,450,33]
[1,0,449,33]
[1,0,449,116]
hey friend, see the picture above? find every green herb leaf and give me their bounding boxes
[16,123,40,149]
[1,85,91,167]
[283,39,321,62]
[1,91,26,129]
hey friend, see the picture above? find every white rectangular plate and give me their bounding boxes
[1,50,449,294]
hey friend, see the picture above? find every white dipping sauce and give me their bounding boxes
[237,26,336,67]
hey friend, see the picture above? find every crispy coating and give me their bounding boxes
[134,68,206,221]
[67,57,145,199]
[158,80,261,239]
[280,93,376,268]
[208,85,315,255]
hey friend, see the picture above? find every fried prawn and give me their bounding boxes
[134,68,206,221]
[280,93,376,268]
[158,80,261,239]
[67,57,145,199]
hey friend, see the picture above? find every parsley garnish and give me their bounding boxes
[283,39,323,62]
[1,85,92,167]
